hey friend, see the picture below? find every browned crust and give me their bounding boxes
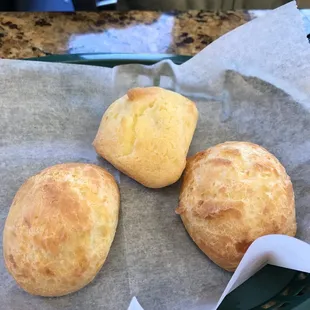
[3,163,120,296]
[193,199,244,219]
[177,141,297,271]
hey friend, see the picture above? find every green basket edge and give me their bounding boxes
[23,52,192,67]
[22,53,310,310]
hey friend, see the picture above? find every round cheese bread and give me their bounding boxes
[3,163,119,296]
[177,142,296,271]
[93,87,198,188]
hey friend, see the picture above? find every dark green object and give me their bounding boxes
[218,266,310,310]
[25,53,310,310]
[24,53,192,67]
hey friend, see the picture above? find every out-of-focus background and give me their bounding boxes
[0,0,291,11]
[0,0,305,59]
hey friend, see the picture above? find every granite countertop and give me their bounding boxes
[0,10,266,59]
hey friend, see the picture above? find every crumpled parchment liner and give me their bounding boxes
[1,2,310,310]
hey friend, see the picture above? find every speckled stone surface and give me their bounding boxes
[0,11,265,58]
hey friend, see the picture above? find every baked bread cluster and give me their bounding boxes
[176,141,296,271]
[3,87,297,299]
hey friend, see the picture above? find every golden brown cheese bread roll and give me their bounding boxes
[3,163,119,296]
[93,87,198,188]
[176,141,296,271]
